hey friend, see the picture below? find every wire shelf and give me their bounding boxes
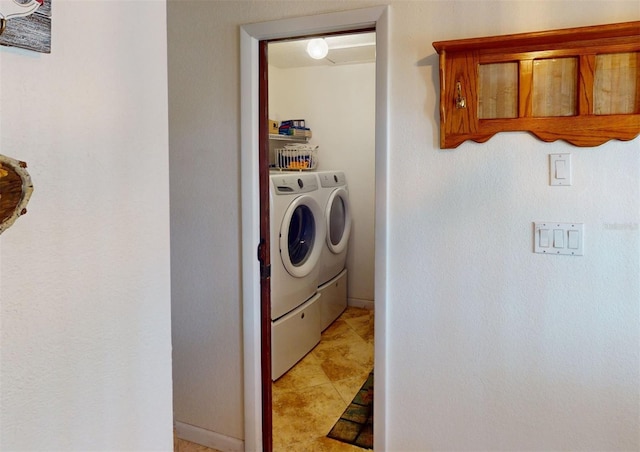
[274,145,318,171]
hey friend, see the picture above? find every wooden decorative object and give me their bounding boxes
[0,154,33,235]
[433,21,640,148]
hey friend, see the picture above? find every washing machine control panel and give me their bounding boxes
[272,174,318,194]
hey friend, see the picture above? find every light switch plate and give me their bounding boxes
[550,153,572,186]
[534,222,584,255]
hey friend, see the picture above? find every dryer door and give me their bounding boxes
[325,187,352,254]
[280,194,326,278]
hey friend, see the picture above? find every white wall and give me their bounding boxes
[0,1,173,450]
[386,5,638,450]
[167,0,245,443]
[168,1,640,450]
[269,62,376,304]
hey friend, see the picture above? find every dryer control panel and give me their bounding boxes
[318,171,346,188]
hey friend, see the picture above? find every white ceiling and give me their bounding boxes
[268,32,376,68]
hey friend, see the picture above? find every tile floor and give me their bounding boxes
[174,306,374,452]
[272,306,374,451]
[174,436,223,452]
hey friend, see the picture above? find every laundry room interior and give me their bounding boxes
[269,32,376,311]
[267,32,377,447]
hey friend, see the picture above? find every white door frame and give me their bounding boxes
[240,6,389,450]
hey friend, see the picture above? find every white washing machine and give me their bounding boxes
[316,171,352,330]
[269,172,326,379]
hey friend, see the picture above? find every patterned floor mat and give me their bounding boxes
[327,371,373,449]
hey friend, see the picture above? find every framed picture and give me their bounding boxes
[0,0,51,53]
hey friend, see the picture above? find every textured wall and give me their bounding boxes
[167,0,245,440]
[386,3,639,449]
[169,0,640,449]
[0,1,173,450]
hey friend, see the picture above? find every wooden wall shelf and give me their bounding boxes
[433,21,640,148]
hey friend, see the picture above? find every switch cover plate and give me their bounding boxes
[534,222,584,255]
[550,153,572,186]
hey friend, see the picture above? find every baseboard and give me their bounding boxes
[174,421,244,452]
[347,297,374,310]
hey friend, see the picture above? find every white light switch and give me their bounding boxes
[568,229,579,249]
[553,229,564,248]
[550,154,572,186]
[534,222,584,255]
[539,229,550,247]
[555,160,567,179]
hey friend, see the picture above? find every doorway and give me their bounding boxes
[267,31,376,449]
[240,6,389,451]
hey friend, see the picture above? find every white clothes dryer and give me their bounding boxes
[269,172,326,320]
[316,171,352,330]
[316,171,351,286]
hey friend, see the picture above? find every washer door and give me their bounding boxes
[325,187,351,254]
[280,194,325,278]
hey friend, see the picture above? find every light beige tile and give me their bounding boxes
[317,324,365,351]
[272,382,347,450]
[301,435,370,451]
[339,306,371,321]
[321,318,356,342]
[273,352,330,392]
[312,332,373,382]
[174,438,222,452]
[343,312,374,343]
[331,373,372,405]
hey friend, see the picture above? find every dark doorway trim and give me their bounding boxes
[257,39,273,452]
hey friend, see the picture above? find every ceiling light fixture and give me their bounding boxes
[306,38,329,59]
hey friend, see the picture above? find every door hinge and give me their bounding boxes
[257,239,270,280]
[261,263,271,280]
